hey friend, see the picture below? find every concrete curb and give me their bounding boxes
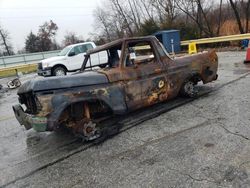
[0,64,37,78]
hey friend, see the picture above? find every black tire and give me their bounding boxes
[180,80,197,97]
[52,66,66,76]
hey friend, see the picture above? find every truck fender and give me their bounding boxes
[47,86,127,129]
[52,64,68,72]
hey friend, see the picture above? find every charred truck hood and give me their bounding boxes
[18,71,109,94]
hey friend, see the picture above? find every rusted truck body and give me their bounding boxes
[13,36,218,140]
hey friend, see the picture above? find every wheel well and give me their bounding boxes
[58,100,113,124]
[188,73,202,84]
[52,64,68,73]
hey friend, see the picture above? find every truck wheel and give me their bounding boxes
[53,66,66,76]
[180,80,197,97]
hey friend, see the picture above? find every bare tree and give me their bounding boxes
[196,0,214,36]
[110,0,134,36]
[25,31,40,53]
[63,32,82,46]
[228,0,244,33]
[243,0,250,32]
[150,0,178,27]
[94,7,112,41]
[37,20,58,51]
[127,0,141,32]
[140,0,156,22]
[216,0,223,35]
[0,26,13,56]
[175,0,214,37]
[93,0,250,42]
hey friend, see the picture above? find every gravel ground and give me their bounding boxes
[0,51,250,188]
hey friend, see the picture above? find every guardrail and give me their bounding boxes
[0,50,60,68]
[181,33,250,46]
[0,64,38,78]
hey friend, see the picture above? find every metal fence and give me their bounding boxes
[0,50,60,68]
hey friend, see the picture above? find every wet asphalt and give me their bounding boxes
[0,51,250,187]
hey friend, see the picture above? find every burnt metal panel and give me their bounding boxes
[17,71,109,94]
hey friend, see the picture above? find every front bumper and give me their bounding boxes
[12,104,48,132]
[37,67,52,77]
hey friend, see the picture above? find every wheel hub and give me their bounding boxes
[82,121,100,141]
[55,70,65,76]
[184,81,194,96]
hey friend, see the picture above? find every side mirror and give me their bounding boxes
[68,52,75,57]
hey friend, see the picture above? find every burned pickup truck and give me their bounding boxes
[13,36,218,140]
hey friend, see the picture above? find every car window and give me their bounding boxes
[80,44,94,53]
[108,49,121,67]
[69,47,75,55]
[85,44,94,51]
[72,44,94,55]
[79,45,87,53]
[125,41,156,67]
[58,46,71,56]
[82,43,122,70]
[74,46,82,55]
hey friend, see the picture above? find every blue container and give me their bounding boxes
[241,39,249,48]
[153,30,181,53]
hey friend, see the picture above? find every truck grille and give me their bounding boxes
[19,93,41,114]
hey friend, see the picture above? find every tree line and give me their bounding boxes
[0,20,85,56]
[0,0,249,56]
[93,0,250,43]
[25,20,86,53]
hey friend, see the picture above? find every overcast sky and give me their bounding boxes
[0,0,102,52]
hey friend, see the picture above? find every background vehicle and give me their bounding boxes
[13,36,218,141]
[37,42,107,76]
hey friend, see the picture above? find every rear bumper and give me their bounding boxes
[37,67,52,77]
[12,104,48,132]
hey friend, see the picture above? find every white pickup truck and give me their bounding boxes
[37,42,108,76]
